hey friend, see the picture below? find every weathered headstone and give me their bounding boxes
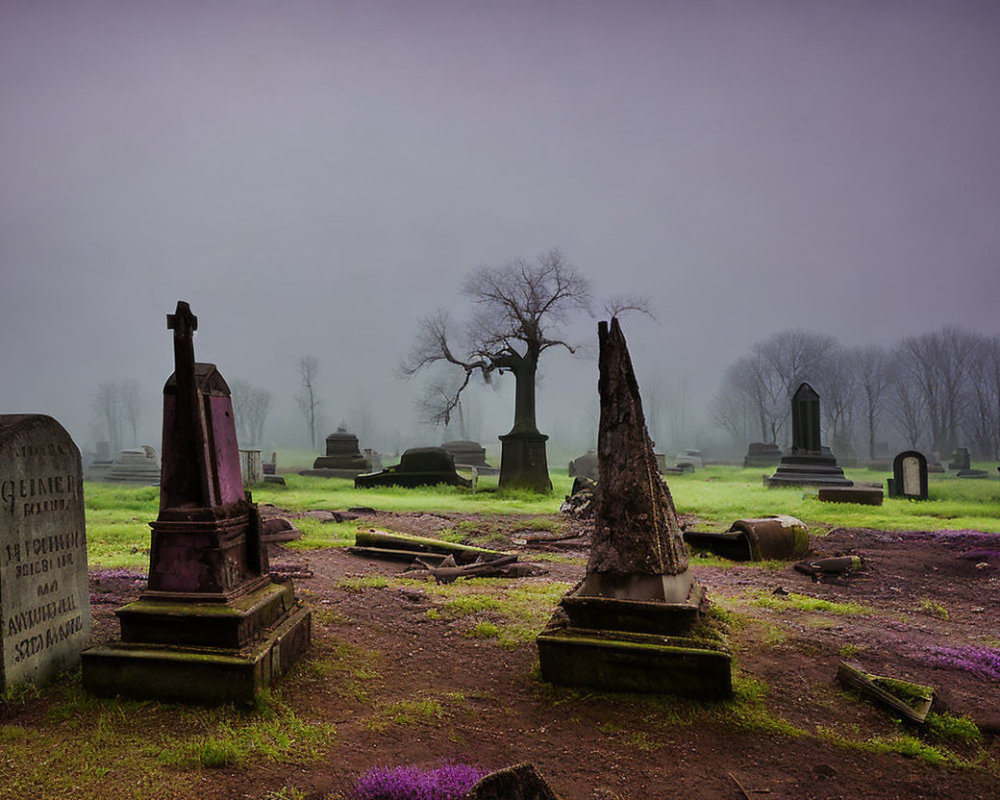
[537,318,731,698]
[567,449,598,480]
[355,447,472,489]
[948,448,971,471]
[106,445,160,484]
[441,440,498,474]
[743,441,782,468]
[300,425,371,478]
[887,450,928,500]
[766,383,852,488]
[1,415,90,691]
[82,301,310,704]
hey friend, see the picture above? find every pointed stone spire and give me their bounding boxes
[583,318,696,603]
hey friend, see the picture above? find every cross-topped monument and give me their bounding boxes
[82,301,311,704]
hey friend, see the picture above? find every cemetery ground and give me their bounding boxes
[3,467,1000,800]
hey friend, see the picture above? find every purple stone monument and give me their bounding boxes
[82,301,311,704]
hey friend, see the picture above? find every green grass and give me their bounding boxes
[0,683,334,799]
[744,589,872,616]
[84,465,999,569]
[668,465,1000,533]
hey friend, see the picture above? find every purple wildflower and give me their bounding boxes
[923,646,1000,681]
[353,763,485,800]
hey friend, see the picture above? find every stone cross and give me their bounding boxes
[162,301,204,507]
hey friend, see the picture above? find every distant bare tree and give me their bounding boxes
[92,379,141,452]
[964,334,1000,459]
[399,247,594,491]
[295,356,322,449]
[894,327,976,454]
[890,372,926,450]
[120,379,141,447]
[817,346,857,452]
[231,380,274,447]
[712,329,837,448]
[854,345,894,459]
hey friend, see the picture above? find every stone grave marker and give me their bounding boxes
[1,415,91,691]
[766,383,852,488]
[887,450,928,500]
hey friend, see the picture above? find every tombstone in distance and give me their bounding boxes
[766,383,852,488]
[887,451,928,500]
[300,426,371,478]
[106,446,160,484]
[947,448,971,471]
[743,442,782,468]
[82,301,310,704]
[355,447,472,489]
[0,415,91,692]
[441,440,498,474]
[567,450,598,481]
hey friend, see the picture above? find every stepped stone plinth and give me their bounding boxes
[106,446,160,485]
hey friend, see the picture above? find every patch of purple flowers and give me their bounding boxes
[923,646,1000,681]
[353,763,485,800]
[90,567,147,581]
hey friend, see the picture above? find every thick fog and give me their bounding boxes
[2,1,998,461]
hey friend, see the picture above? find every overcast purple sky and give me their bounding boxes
[1,0,998,454]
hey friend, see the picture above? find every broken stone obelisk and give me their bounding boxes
[81,301,310,704]
[537,318,731,698]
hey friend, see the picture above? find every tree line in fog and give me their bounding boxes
[711,327,1000,461]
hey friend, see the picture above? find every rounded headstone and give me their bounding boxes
[0,415,91,691]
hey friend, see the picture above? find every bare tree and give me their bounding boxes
[711,329,837,449]
[92,379,141,452]
[817,345,857,454]
[890,372,926,450]
[93,381,123,454]
[400,247,593,491]
[894,327,975,454]
[295,356,322,449]
[854,345,894,460]
[231,379,274,447]
[964,334,1000,460]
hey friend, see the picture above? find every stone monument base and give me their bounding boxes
[766,450,852,488]
[537,583,732,699]
[82,579,310,705]
[537,626,731,698]
[498,431,552,493]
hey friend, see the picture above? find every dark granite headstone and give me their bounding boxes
[948,448,971,471]
[82,301,310,704]
[355,447,472,489]
[300,426,371,478]
[0,415,91,692]
[766,383,852,488]
[887,450,928,500]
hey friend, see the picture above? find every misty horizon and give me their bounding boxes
[2,1,998,463]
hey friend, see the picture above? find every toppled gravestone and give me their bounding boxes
[683,515,809,561]
[537,318,732,698]
[355,447,471,489]
[462,763,563,800]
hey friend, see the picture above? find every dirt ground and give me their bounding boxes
[84,509,1000,800]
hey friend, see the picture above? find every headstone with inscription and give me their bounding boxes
[887,450,928,500]
[0,415,90,692]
